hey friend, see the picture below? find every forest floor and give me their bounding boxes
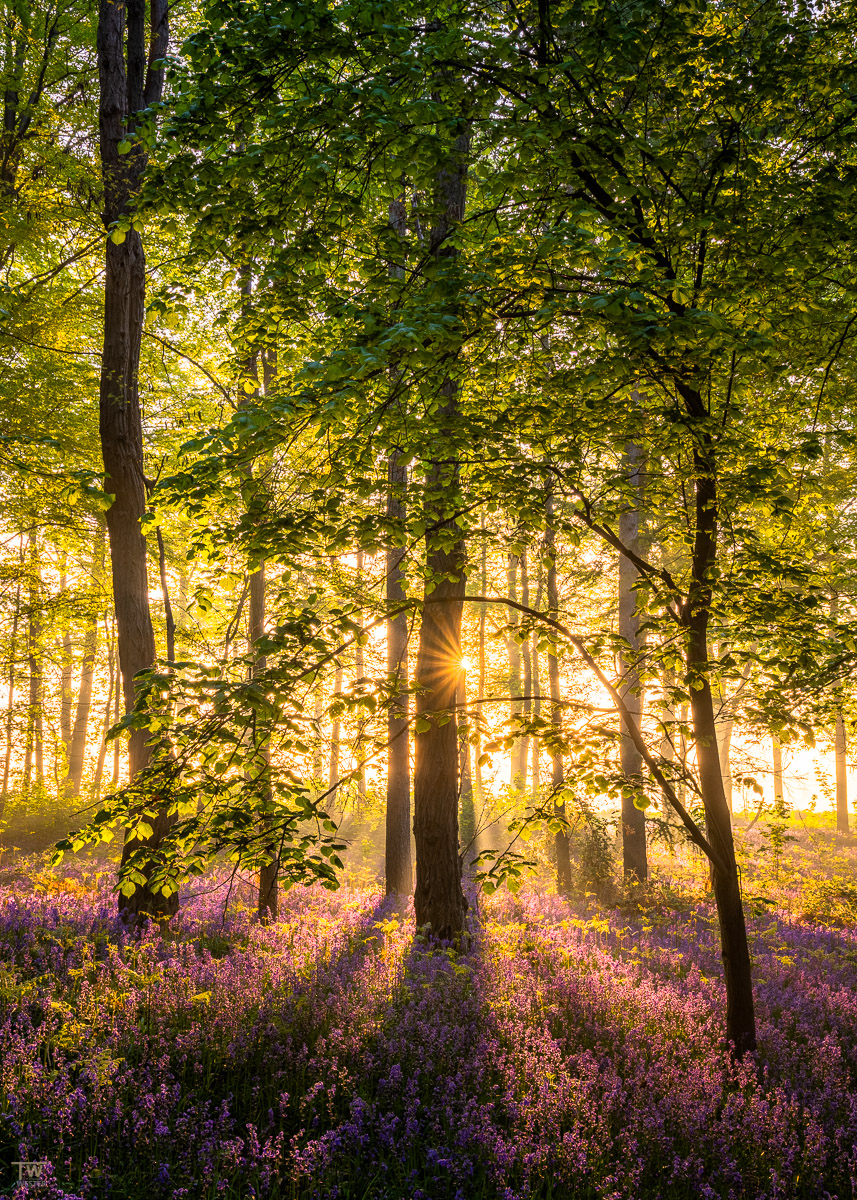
[1,816,857,1199]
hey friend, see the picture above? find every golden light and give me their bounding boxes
[459,655,472,672]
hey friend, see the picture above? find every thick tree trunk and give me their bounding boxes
[618,441,647,882]
[385,449,412,896]
[412,121,469,941]
[686,440,755,1055]
[99,0,175,921]
[835,712,849,833]
[546,489,572,896]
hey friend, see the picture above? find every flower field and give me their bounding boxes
[1,864,857,1199]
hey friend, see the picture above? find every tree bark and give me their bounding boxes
[474,526,487,808]
[99,0,176,920]
[66,613,97,797]
[59,563,73,759]
[546,487,572,896]
[618,440,648,882]
[411,118,469,941]
[385,449,412,895]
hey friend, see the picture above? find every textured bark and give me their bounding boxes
[99,0,176,921]
[835,712,849,834]
[546,489,572,896]
[385,450,412,896]
[618,441,648,882]
[412,121,469,941]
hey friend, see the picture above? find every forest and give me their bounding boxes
[1,0,857,1196]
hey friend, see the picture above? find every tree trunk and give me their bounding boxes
[0,575,20,816]
[385,448,412,896]
[772,734,783,805]
[520,548,532,792]
[329,658,343,799]
[474,527,487,808]
[412,121,469,941]
[618,441,648,882]
[24,533,42,792]
[354,549,366,813]
[685,439,755,1055]
[458,668,475,871]
[312,687,323,781]
[546,488,572,896]
[250,562,277,922]
[92,625,115,798]
[835,712,849,833]
[66,612,97,796]
[507,552,526,785]
[99,0,175,921]
[59,565,73,759]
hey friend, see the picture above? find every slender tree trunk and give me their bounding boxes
[835,713,849,833]
[618,441,648,882]
[507,553,526,785]
[99,0,175,921]
[0,576,20,816]
[354,549,366,813]
[772,734,783,805]
[155,526,175,662]
[92,626,115,797]
[458,667,475,871]
[329,659,343,800]
[520,548,532,792]
[24,533,42,792]
[385,448,412,895]
[474,527,487,807]
[412,123,470,941]
[312,687,323,781]
[59,565,73,761]
[66,613,97,796]
[546,487,572,896]
[685,437,755,1055]
[250,562,277,922]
